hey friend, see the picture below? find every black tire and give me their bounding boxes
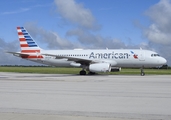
[88,72,96,75]
[80,70,86,75]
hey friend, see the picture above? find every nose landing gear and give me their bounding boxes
[141,67,145,76]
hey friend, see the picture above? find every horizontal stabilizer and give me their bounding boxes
[6,51,30,57]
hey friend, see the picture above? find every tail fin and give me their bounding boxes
[17,27,41,53]
[16,27,43,59]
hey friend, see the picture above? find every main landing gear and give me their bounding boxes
[79,70,86,75]
[140,66,145,76]
[79,66,96,75]
[79,70,96,75]
[88,71,96,75]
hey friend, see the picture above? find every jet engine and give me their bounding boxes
[89,63,111,72]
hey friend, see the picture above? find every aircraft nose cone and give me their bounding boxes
[160,57,167,65]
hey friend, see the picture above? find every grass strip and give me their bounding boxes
[0,67,170,75]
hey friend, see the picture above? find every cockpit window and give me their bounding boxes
[151,54,160,57]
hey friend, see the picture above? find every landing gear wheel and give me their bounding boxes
[140,66,145,76]
[79,70,86,75]
[89,72,95,75]
[141,72,145,76]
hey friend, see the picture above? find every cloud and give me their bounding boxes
[23,22,148,51]
[54,0,100,30]
[0,37,38,65]
[52,0,151,50]
[54,0,150,50]
[143,0,171,65]
[1,3,51,15]
[66,28,147,49]
[54,0,143,49]
[24,22,82,49]
[144,24,171,45]
[1,8,30,15]
[144,0,171,45]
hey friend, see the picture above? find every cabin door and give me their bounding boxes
[139,50,145,61]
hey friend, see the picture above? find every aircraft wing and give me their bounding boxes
[42,53,98,65]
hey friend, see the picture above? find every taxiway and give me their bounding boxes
[0,72,171,120]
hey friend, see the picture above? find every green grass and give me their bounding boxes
[0,67,80,74]
[0,66,171,75]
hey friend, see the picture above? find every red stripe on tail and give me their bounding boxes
[21,50,40,53]
[18,32,23,35]
[20,44,29,47]
[19,38,26,41]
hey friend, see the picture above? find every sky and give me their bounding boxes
[0,0,171,66]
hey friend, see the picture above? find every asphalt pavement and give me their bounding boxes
[0,72,171,120]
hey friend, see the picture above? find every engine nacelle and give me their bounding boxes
[89,63,111,73]
[70,62,81,67]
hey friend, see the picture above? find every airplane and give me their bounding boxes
[7,27,167,76]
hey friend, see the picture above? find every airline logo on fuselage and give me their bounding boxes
[89,52,129,59]
[130,51,138,59]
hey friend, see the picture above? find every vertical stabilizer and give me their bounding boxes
[17,27,43,59]
[17,27,41,53]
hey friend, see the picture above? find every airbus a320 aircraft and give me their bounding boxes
[8,27,167,76]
